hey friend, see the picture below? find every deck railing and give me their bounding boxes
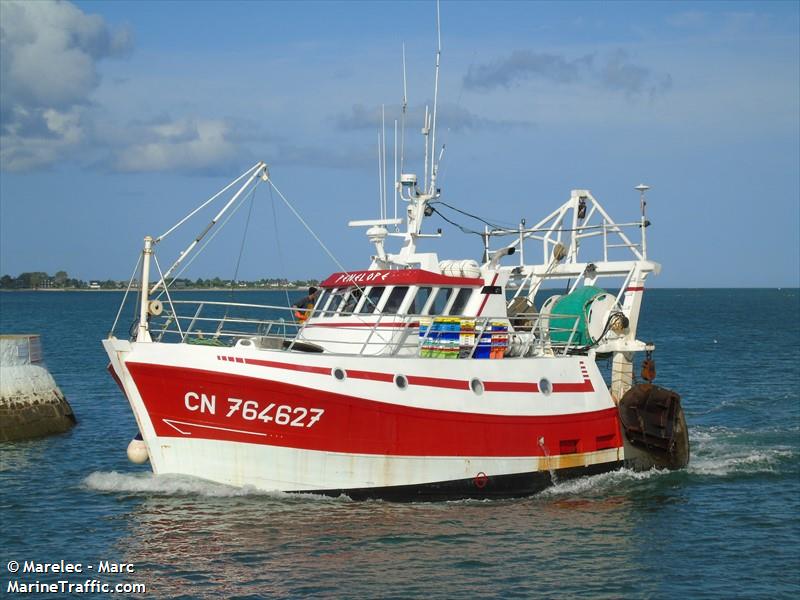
[143,299,592,358]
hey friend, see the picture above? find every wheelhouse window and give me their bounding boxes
[447,288,473,316]
[341,289,361,314]
[383,286,409,315]
[428,287,453,316]
[358,286,385,314]
[310,289,329,318]
[410,287,432,315]
[324,290,346,317]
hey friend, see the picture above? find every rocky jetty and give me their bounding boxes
[0,334,76,441]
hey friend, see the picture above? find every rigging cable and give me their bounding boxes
[265,176,387,341]
[268,182,294,311]
[267,179,349,274]
[152,181,261,302]
[433,200,512,231]
[216,184,258,335]
[109,253,142,338]
[428,205,484,237]
[433,49,477,188]
[229,184,257,302]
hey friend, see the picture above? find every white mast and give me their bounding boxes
[422,105,430,191]
[382,104,388,220]
[137,236,153,342]
[636,183,650,259]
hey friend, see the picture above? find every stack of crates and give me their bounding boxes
[418,317,433,357]
[419,318,507,359]
[474,327,492,359]
[474,321,508,359]
[458,319,475,358]
[419,317,461,358]
[490,322,509,359]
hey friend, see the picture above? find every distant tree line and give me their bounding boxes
[0,272,319,290]
[0,271,87,289]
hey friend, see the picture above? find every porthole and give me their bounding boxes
[470,378,484,396]
[332,367,347,381]
[394,374,408,390]
[539,378,552,396]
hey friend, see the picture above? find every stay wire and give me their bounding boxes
[228,184,257,302]
[268,183,293,310]
[267,179,348,274]
[428,205,484,237]
[433,200,511,231]
[265,177,374,331]
[153,181,259,302]
[434,50,476,188]
[218,184,258,332]
[109,252,142,338]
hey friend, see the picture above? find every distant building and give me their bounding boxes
[89,281,101,289]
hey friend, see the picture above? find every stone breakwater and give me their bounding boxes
[0,334,76,441]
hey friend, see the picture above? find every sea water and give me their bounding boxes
[1,289,798,598]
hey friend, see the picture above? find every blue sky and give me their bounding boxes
[1,0,798,287]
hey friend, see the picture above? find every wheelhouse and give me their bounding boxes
[297,269,488,355]
[314,269,484,318]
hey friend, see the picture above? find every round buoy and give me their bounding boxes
[147,300,163,316]
[126,433,149,464]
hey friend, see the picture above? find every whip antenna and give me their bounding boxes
[382,104,388,220]
[429,0,442,195]
[400,43,408,179]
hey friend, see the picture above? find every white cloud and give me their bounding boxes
[114,119,238,173]
[0,0,131,171]
[0,106,85,171]
[463,49,672,98]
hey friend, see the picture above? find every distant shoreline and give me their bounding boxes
[0,287,305,293]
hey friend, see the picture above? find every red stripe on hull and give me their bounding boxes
[407,375,468,390]
[347,369,395,383]
[243,357,330,376]
[126,362,621,458]
[215,355,594,394]
[553,381,594,393]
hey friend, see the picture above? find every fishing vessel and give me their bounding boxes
[103,17,688,501]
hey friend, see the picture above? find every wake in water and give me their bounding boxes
[538,467,665,498]
[688,425,796,477]
[539,424,798,498]
[82,470,352,502]
[84,471,269,497]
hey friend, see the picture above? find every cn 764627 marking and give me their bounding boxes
[184,391,324,428]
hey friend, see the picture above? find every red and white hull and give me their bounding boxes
[104,337,626,500]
